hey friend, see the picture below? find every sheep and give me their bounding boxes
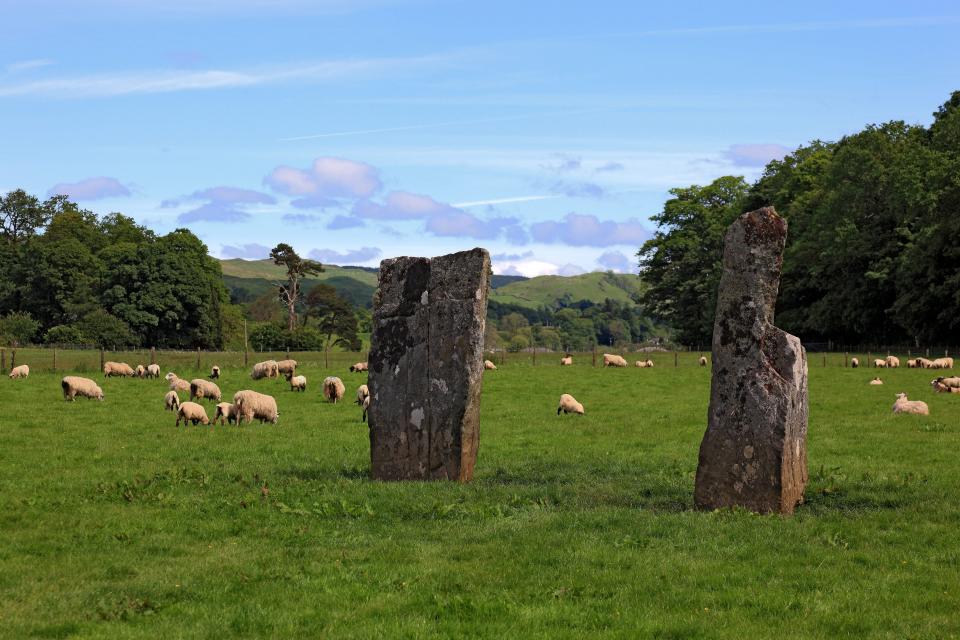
[932,376,960,389]
[892,393,929,416]
[932,381,960,394]
[349,362,368,373]
[190,378,222,402]
[602,353,628,368]
[164,390,181,412]
[251,360,279,380]
[209,365,220,379]
[560,356,573,366]
[8,364,29,379]
[233,390,279,424]
[322,376,345,403]
[145,364,160,378]
[907,359,918,368]
[176,401,210,426]
[932,357,954,369]
[61,376,103,401]
[873,359,887,368]
[355,384,369,406]
[361,394,371,423]
[276,359,297,376]
[103,361,135,377]
[484,360,497,370]
[213,402,238,425]
[645,359,654,368]
[135,364,146,378]
[885,355,900,368]
[166,373,191,393]
[869,377,884,385]
[557,393,584,415]
[699,356,708,367]
[634,360,649,368]
[850,357,859,368]
[286,373,307,392]
[913,357,934,368]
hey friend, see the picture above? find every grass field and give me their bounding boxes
[1,355,958,638]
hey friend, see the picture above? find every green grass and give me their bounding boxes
[490,271,644,309]
[1,357,958,638]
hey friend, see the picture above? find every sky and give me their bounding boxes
[1,1,958,277]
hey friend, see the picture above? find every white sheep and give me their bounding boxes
[645,359,654,368]
[146,364,160,378]
[873,359,887,368]
[602,353,627,368]
[932,381,960,394]
[135,364,146,378]
[634,360,648,368]
[61,376,103,401]
[323,376,345,403]
[287,373,307,392]
[355,384,369,406]
[8,364,29,379]
[869,377,884,385]
[699,356,708,367]
[932,357,954,369]
[233,390,279,424]
[932,376,960,390]
[484,360,497,370]
[164,390,181,412]
[190,378,222,402]
[276,359,297,376]
[914,357,934,368]
[850,357,860,368]
[104,361,135,377]
[557,393,584,415]
[885,355,900,368]
[166,373,191,393]
[209,365,220,379]
[892,393,929,416]
[251,360,279,380]
[361,394,371,423]
[213,402,238,425]
[349,362,368,373]
[560,356,573,366]
[176,401,210,426]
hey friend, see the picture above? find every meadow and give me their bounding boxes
[0,352,958,639]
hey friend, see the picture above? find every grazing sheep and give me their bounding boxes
[869,377,884,385]
[176,401,210,426]
[913,357,934,368]
[892,393,929,416]
[276,359,297,376]
[645,359,654,368]
[932,376,960,389]
[634,360,649,368]
[233,390,279,424]
[61,376,103,401]
[145,364,160,378]
[349,362,368,373]
[190,378,222,402]
[286,373,307,392]
[322,376,345,403]
[166,373,191,393]
[355,384,369,406]
[932,381,960,394]
[213,402,238,425]
[8,364,29,379]
[873,359,887,368]
[602,353,628,368]
[103,361,135,377]
[251,360,279,380]
[932,357,954,369]
[560,356,573,366]
[164,390,181,412]
[135,364,146,378]
[907,359,918,368]
[361,394,371,423]
[557,393,584,415]
[885,355,900,368]
[209,365,220,379]
[484,360,497,370]
[851,357,859,368]
[699,356,708,367]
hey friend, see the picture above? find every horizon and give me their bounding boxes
[2,1,957,277]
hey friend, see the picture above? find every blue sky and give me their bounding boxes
[1,1,957,276]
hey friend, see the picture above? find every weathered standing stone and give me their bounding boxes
[367,248,490,481]
[694,207,809,514]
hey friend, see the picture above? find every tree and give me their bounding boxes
[305,284,360,352]
[0,190,52,244]
[0,311,39,346]
[270,243,323,332]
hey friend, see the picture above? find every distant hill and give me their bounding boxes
[220,259,642,311]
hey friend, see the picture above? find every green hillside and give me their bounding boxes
[490,271,643,309]
[220,259,378,309]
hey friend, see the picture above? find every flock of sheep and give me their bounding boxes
[848,354,958,416]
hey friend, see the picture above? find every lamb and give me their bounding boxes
[233,390,279,424]
[209,365,220,379]
[645,359,654,368]
[213,402,238,425]
[286,373,307,392]
[355,384,369,406]
[869,377,884,385]
[602,353,628,368]
[190,378,222,402]
[276,359,297,376]
[61,376,103,401]
[8,364,29,379]
[145,364,160,378]
[873,359,887,368]
[164,390,181,412]
[361,394,371,423]
[560,356,573,366]
[165,373,191,393]
[634,360,649,368]
[484,360,497,370]
[322,376,345,403]
[557,393,584,415]
[349,362,368,373]
[885,355,900,368]
[251,360,279,380]
[135,364,146,378]
[699,356,708,367]
[176,401,210,426]
[103,361,135,377]
[892,393,929,416]
[851,357,859,368]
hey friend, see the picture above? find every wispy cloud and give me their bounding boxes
[309,246,381,264]
[48,176,130,200]
[452,195,559,208]
[724,144,790,167]
[5,59,55,74]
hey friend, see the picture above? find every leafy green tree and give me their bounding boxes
[0,190,52,244]
[270,243,323,332]
[305,284,361,352]
[77,309,135,348]
[0,311,39,346]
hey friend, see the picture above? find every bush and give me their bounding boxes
[78,309,136,348]
[248,323,327,351]
[45,324,88,346]
[0,311,39,346]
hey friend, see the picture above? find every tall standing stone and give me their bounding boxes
[367,248,490,481]
[694,207,809,514]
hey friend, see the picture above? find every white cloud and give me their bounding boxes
[265,157,381,203]
[47,176,130,200]
[309,246,381,264]
[5,59,55,74]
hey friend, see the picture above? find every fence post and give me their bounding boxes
[592,345,597,367]
[10,348,15,370]
[243,320,249,367]
[286,346,290,360]
[844,352,848,368]
[99,348,105,372]
[532,336,536,367]
[674,351,678,368]
[150,346,156,365]
[823,354,826,368]
[52,348,57,372]
[0,348,4,371]
[324,347,329,369]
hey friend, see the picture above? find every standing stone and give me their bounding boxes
[367,248,490,481]
[694,207,809,514]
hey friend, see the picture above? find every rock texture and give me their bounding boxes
[694,207,809,514]
[367,248,490,481]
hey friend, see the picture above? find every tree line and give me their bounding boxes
[639,91,960,347]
